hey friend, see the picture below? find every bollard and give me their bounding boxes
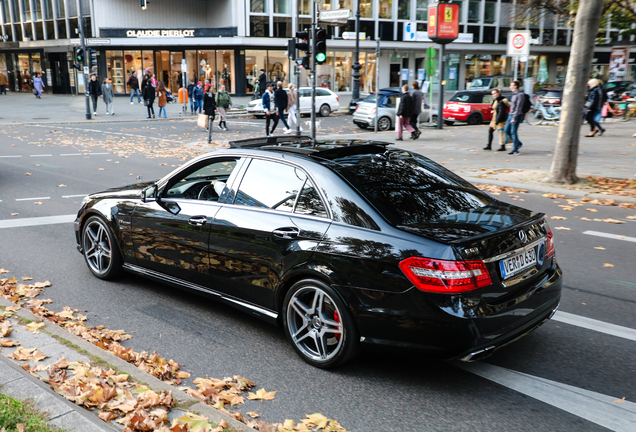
[208,116,213,144]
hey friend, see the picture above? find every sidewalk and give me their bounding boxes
[0,295,255,432]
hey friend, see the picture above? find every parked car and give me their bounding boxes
[247,87,340,118]
[352,89,438,131]
[604,80,635,101]
[533,87,563,106]
[466,76,515,91]
[443,90,512,125]
[75,136,562,368]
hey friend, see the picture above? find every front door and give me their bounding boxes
[208,158,331,310]
[49,53,70,94]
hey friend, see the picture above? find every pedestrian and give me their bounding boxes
[128,69,141,104]
[484,89,509,151]
[204,79,212,93]
[258,69,267,96]
[396,84,416,141]
[285,83,301,133]
[203,85,217,129]
[151,73,157,87]
[262,83,278,136]
[157,81,168,118]
[274,81,291,133]
[409,81,423,139]
[101,77,114,115]
[503,80,525,155]
[585,78,607,137]
[88,74,101,116]
[143,79,155,119]
[187,79,196,113]
[215,84,232,131]
[193,81,204,114]
[33,72,44,98]
[0,72,7,95]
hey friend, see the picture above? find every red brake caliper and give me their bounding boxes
[333,311,341,340]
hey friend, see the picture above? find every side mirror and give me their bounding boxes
[141,185,159,203]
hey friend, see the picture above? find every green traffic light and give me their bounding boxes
[316,53,326,63]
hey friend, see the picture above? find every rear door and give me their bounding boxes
[208,157,331,310]
[298,89,311,113]
[481,94,494,120]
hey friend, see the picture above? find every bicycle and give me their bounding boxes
[526,102,561,125]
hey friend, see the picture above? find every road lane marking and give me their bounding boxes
[553,311,636,343]
[0,214,75,229]
[60,153,83,156]
[29,154,52,157]
[583,230,636,243]
[456,362,636,432]
[15,197,51,201]
[62,194,88,198]
[0,155,22,158]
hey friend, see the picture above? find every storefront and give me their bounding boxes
[0,51,46,93]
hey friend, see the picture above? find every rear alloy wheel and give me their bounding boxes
[377,116,391,131]
[319,104,331,117]
[82,216,123,280]
[467,113,483,125]
[283,279,359,368]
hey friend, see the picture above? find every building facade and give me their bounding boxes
[0,0,629,96]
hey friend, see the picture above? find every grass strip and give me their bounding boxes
[0,392,66,432]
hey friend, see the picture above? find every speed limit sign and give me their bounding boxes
[507,30,530,56]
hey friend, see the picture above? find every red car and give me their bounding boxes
[443,90,511,126]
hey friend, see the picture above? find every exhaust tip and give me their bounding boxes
[459,345,496,362]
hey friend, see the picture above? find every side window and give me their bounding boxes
[482,95,494,104]
[300,89,310,98]
[316,89,330,97]
[233,159,305,213]
[295,178,328,218]
[502,78,510,88]
[490,78,498,88]
[385,95,397,107]
[164,159,237,201]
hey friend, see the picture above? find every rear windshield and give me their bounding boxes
[363,94,378,103]
[332,152,494,226]
[470,78,491,88]
[449,93,480,103]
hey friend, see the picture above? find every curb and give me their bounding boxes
[0,296,255,432]
[467,177,636,204]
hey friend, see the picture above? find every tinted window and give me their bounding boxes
[482,95,494,104]
[384,95,397,107]
[300,89,311,97]
[316,89,331,97]
[333,152,493,226]
[164,159,237,201]
[234,159,306,213]
[295,178,328,218]
[501,78,511,87]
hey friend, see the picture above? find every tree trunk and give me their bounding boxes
[545,0,605,184]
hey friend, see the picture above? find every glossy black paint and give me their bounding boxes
[75,144,562,360]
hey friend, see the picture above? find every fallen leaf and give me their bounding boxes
[594,247,606,250]
[554,227,571,230]
[603,263,615,267]
[0,269,9,274]
[586,208,598,212]
[25,172,32,176]
[550,216,567,220]
[247,412,260,418]
[56,184,67,187]
[11,213,18,216]
[626,215,636,220]
[22,277,33,281]
[247,388,277,401]
[303,413,330,429]
[6,306,20,312]
[1,339,20,347]
[26,322,45,333]
[601,218,625,224]
[613,397,626,403]
[99,168,105,170]
[34,201,43,205]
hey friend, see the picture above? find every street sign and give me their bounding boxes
[319,9,350,24]
[83,66,89,75]
[342,32,366,40]
[507,30,530,56]
[428,3,459,44]
[181,59,187,73]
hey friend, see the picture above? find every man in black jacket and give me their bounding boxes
[274,81,290,133]
[258,69,267,96]
[396,85,417,141]
[88,74,101,117]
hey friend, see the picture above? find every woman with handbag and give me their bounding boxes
[142,79,155,119]
[215,85,232,131]
[101,78,114,115]
[585,79,606,137]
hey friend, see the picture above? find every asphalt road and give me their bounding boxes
[1,121,636,431]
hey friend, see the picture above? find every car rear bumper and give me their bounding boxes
[352,261,563,358]
[442,111,470,121]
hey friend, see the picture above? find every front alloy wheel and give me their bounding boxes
[82,216,123,280]
[283,280,358,368]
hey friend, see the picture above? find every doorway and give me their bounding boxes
[49,53,71,94]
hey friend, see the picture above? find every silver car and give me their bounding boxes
[352,91,438,131]
[247,87,340,118]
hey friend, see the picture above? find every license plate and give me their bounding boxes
[499,247,538,279]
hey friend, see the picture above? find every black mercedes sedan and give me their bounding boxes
[75,137,562,368]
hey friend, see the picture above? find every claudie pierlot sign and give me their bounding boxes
[100,28,238,38]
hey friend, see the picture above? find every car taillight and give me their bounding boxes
[371,107,376,114]
[355,105,360,112]
[546,225,556,258]
[555,100,560,104]
[462,105,471,112]
[399,257,492,293]
[336,96,339,102]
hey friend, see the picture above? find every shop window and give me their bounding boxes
[266,50,288,87]
[55,0,64,18]
[56,19,66,38]
[185,50,198,83]
[379,21,393,41]
[156,51,170,91]
[360,20,374,40]
[379,0,392,19]
[18,53,30,90]
[106,50,125,94]
[35,21,44,40]
[45,20,55,39]
[125,51,143,80]
[483,26,496,44]
[250,0,266,13]
[273,0,289,14]
[245,50,267,94]
[360,0,372,18]
[198,50,216,89]
[468,1,480,23]
[484,2,496,24]
[217,50,235,94]
[273,17,291,38]
[170,52,184,92]
[416,22,426,31]
[250,16,269,37]
[316,54,333,89]
[335,52,352,92]
[398,0,409,20]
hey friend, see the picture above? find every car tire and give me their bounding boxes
[377,116,391,131]
[444,120,455,126]
[467,113,483,125]
[319,104,331,117]
[282,279,359,368]
[82,216,123,280]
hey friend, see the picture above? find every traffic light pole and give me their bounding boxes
[310,1,317,143]
[78,0,91,120]
[437,43,446,130]
[295,4,301,138]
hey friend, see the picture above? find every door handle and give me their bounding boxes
[273,227,300,239]
[188,216,207,226]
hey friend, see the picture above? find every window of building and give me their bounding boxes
[484,2,496,24]
[245,50,267,94]
[360,0,372,18]
[43,0,52,19]
[273,16,291,38]
[45,21,55,39]
[315,53,333,88]
[35,22,44,40]
[57,19,66,38]
[10,0,18,22]
[55,0,64,18]
[468,1,480,23]
[106,50,125,94]
[483,26,496,44]
[379,21,393,40]
[23,22,32,40]
[2,0,10,22]
[360,20,375,39]
[335,52,352,91]
[250,16,269,37]
[250,0,267,13]
[266,50,288,87]
[273,0,289,14]
[339,0,353,15]
[398,0,410,20]
[299,0,311,15]
[217,50,235,94]
[20,0,31,21]
[379,0,392,19]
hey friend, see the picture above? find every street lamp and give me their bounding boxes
[351,0,362,101]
